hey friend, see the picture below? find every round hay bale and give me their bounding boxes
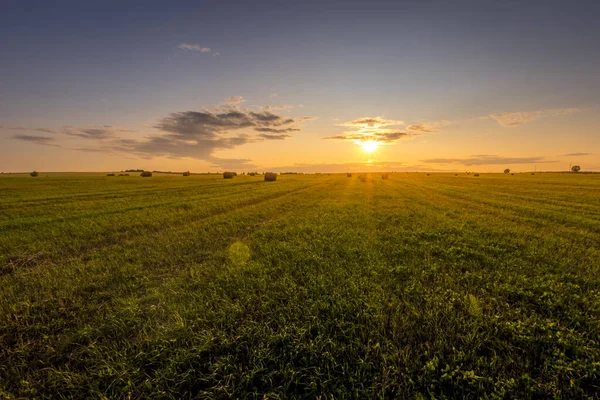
[264,172,277,181]
[140,171,152,177]
[223,171,235,179]
[474,173,480,177]
[183,171,190,176]
[346,173,352,177]
[30,171,38,177]
[381,173,389,179]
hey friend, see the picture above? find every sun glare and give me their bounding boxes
[361,141,379,153]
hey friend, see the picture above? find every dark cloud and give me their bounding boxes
[421,155,556,166]
[12,134,60,147]
[154,109,301,141]
[254,127,300,133]
[561,152,591,156]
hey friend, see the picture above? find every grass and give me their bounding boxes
[1,172,599,398]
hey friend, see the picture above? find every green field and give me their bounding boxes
[1,173,599,398]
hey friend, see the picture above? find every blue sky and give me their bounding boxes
[1,0,599,172]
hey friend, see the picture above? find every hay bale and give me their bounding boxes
[531,172,535,175]
[381,173,389,179]
[30,171,38,177]
[140,171,152,177]
[264,172,277,181]
[347,173,352,177]
[474,173,480,177]
[223,171,235,179]
[426,173,430,176]
[183,171,190,176]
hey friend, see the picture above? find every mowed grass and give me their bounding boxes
[1,172,599,399]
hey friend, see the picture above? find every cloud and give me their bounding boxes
[488,108,578,127]
[223,96,245,105]
[12,134,60,147]
[339,116,404,128]
[560,152,591,156]
[421,155,556,166]
[62,125,134,139]
[257,133,291,140]
[71,104,309,163]
[1,125,56,134]
[407,121,449,133]
[177,43,212,53]
[254,127,300,133]
[263,104,301,111]
[153,109,301,140]
[324,130,413,143]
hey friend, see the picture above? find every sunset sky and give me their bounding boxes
[1,0,599,172]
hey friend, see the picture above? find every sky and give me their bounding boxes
[1,0,599,173]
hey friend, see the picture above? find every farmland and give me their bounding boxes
[1,172,599,398]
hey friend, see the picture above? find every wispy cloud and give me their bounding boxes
[324,130,413,143]
[339,116,404,128]
[1,125,56,134]
[407,121,449,133]
[177,43,219,56]
[12,134,60,147]
[255,127,300,133]
[263,104,302,111]
[560,152,591,156]
[421,155,556,166]
[488,108,578,127]
[223,96,245,105]
[62,125,135,140]
[257,133,291,140]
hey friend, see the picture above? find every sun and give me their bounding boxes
[361,140,379,153]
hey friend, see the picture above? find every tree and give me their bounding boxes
[30,171,38,177]
[504,168,510,174]
[571,165,581,172]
